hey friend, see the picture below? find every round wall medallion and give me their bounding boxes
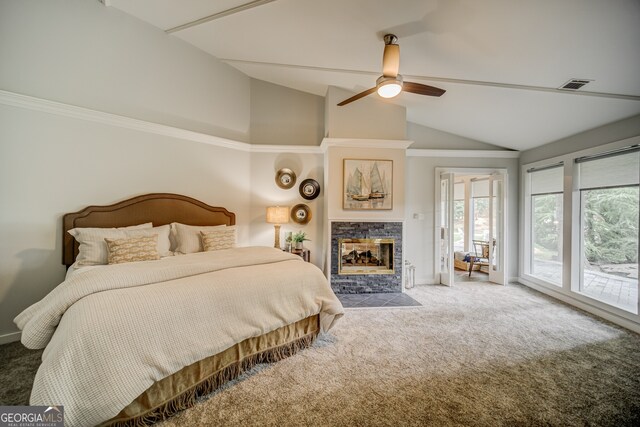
[299,178,320,200]
[275,168,297,189]
[291,203,312,224]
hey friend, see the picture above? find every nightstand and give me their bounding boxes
[291,248,310,263]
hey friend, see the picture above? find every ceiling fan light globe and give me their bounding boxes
[377,82,402,98]
[376,75,403,99]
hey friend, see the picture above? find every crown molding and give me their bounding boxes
[249,144,323,154]
[0,90,255,152]
[407,148,520,158]
[321,138,414,151]
[0,90,520,158]
[0,90,329,154]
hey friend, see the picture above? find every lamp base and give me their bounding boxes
[273,224,281,249]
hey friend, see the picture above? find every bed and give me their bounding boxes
[14,193,344,427]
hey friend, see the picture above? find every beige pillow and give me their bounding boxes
[172,223,226,254]
[201,226,237,252]
[69,224,171,266]
[105,234,160,265]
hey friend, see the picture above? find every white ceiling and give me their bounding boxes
[108,0,640,151]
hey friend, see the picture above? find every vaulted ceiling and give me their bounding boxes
[108,0,640,151]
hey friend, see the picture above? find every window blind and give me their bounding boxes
[578,150,639,189]
[472,179,489,198]
[529,163,563,195]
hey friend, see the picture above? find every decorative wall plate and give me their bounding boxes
[275,168,296,189]
[291,203,311,224]
[299,178,320,200]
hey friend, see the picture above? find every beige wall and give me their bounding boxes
[249,152,325,269]
[0,0,251,141]
[0,104,251,340]
[520,114,640,165]
[407,122,507,150]
[0,0,255,341]
[404,155,520,283]
[250,79,325,146]
[325,87,406,140]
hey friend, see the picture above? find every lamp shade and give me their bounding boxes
[266,206,289,224]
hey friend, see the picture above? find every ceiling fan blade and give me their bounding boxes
[337,87,378,106]
[382,43,400,77]
[403,81,446,97]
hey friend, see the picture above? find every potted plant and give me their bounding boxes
[291,231,310,250]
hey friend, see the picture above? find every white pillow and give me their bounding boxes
[69,223,171,266]
[201,226,237,252]
[172,223,226,254]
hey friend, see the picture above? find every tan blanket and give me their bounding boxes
[15,247,343,427]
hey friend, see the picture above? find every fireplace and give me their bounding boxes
[330,221,402,293]
[339,238,394,275]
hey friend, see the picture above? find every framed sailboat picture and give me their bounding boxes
[343,159,393,210]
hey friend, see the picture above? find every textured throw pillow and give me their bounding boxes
[69,224,171,266]
[105,234,160,265]
[172,223,227,254]
[201,226,236,252]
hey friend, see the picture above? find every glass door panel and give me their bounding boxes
[489,173,507,285]
[439,173,454,286]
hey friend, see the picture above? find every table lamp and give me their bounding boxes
[266,206,289,248]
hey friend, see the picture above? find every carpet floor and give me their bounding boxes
[2,281,639,426]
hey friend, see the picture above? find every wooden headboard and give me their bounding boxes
[63,193,236,267]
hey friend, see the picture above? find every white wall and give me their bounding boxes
[249,152,325,269]
[0,104,251,339]
[0,0,251,141]
[404,155,519,284]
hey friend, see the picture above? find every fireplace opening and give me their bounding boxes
[339,238,394,275]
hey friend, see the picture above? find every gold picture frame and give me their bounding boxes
[343,159,393,210]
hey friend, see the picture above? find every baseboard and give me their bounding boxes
[413,275,438,285]
[0,331,21,345]
[517,277,640,334]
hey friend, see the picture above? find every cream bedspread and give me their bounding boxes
[15,247,343,427]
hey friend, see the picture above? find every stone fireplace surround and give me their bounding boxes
[330,221,403,294]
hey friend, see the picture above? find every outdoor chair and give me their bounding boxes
[469,240,491,277]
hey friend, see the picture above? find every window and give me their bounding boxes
[528,164,563,286]
[577,149,639,313]
[472,179,490,242]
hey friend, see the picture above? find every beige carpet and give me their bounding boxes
[155,282,640,426]
[2,282,639,426]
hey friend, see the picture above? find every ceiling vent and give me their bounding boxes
[558,79,593,91]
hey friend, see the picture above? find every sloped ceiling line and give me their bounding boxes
[166,0,279,33]
[221,58,640,101]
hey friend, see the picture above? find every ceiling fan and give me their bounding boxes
[337,34,446,106]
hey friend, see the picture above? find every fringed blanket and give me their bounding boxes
[15,247,343,427]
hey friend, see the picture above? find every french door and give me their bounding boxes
[436,168,508,286]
